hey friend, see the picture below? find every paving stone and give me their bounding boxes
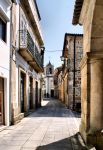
[0,99,88,150]
[0,139,26,146]
[23,140,41,148]
[20,148,36,150]
[0,145,21,150]
[2,136,30,141]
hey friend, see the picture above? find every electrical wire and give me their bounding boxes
[45,50,62,52]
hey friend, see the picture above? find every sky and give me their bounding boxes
[36,0,83,68]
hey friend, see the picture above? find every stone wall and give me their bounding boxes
[67,35,83,110]
[75,37,83,106]
[73,0,103,148]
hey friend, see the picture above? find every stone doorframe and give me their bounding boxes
[28,75,33,110]
[18,67,27,114]
[75,0,103,149]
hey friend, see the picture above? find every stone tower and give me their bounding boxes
[43,61,54,98]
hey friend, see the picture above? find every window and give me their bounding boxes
[49,68,52,74]
[0,18,6,42]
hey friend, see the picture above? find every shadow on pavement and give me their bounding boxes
[29,99,81,118]
[36,133,88,150]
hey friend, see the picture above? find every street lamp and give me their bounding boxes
[60,56,64,61]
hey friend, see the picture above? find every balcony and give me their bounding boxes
[19,30,44,72]
[20,0,44,46]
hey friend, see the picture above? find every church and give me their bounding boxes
[43,61,54,98]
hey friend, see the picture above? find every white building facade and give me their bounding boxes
[0,0,12,126]
[10,0,45,124]
[43,62,54,98]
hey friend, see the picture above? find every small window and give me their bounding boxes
[49,68,52,74]
[0,18,6,42]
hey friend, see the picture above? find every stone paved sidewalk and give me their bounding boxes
[0,99,88,150]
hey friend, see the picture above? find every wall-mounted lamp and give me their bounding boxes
[60,56,64,61]
[41,46,45,55]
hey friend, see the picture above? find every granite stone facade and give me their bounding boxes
[62,33,83,110]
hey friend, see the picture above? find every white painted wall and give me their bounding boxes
[16,52,40,111]
[0,0,11,126]
[19,5,41,52]
[28,0,43,43]
[10,0,43,115]
[46,76,54,96]
[43,64,55,97]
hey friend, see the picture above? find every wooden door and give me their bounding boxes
[0,78,4,125]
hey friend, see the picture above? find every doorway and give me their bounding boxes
[29,77,33,109]
[0,77,4,125]
[20,72,25,113]
[35,81,38,108]
[51,89,54,97]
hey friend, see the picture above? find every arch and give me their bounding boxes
[79,0,103,148]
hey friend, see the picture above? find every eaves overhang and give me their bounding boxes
[62,33,68,58]
[20,0,44,46]
[62,33,83,57]
[34,0,41,21]
[72,0,84,25]
[0,7,10,21]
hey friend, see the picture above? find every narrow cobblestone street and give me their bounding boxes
[0,99,88,150]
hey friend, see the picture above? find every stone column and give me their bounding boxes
[78,0,103,148]
[80,52,103,141]
[90,54,103,132]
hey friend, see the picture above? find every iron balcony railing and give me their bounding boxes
[35,45,43,68]
[19,29,43,69]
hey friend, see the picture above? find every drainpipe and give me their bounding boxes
[73,35,76,110]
